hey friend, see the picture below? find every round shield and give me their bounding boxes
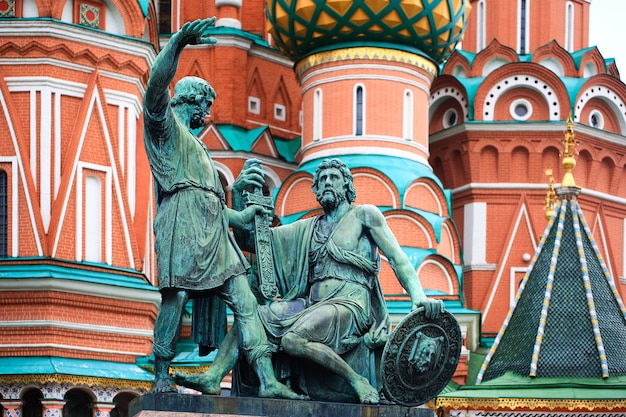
[381,308,462,406]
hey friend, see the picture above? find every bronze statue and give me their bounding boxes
[177,158,444,403]
[143,17,302,399]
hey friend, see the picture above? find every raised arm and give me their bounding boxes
[144,18,217,115]
[360,204,443,318]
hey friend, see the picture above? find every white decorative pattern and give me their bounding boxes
[482,75,560,121]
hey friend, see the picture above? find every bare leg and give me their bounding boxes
[281,332,379,404]
[174,325,239,394]
[220,274,307,400]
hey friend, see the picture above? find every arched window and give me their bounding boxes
[22,388,43,417]
[63,389,93,417]
[158,0,172,33]
[111,392,138,417]
[403,90,414,140]
[0,170,7,258]
[85,175,102,263]
[477,0,486,50]
[565,2,574,51]
[354,84,365,136]
[313,88,322,141]
[518,0,530,54]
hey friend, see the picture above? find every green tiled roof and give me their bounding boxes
[478,194,626,384]
[215,125,301,162]
[137,0,149,17]
[274,137,301,163]
[216,125,268,151]
[0,261,156,291]
[0,357,153,381]
[138,339,217,368]
[442,372,626,399]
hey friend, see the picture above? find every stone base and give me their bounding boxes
[130,393,434,417]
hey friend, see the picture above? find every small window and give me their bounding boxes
[274,103,286,121]
[355,85,364,136]
[509,99,532,121]
[0,169,7,258]
[403,90,414,140]
[248,96,261,115]
[589,110,604,129]
[158,0,172,33]
[313,89,322,141]
[443,109,458,129]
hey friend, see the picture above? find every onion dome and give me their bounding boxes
[265,0,472,63]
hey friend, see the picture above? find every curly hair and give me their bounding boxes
[171,76,216,107]
[312,158,357,203]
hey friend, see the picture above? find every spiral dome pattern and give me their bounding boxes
[266,0,471,63]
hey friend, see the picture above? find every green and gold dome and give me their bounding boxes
[265,0,471,63]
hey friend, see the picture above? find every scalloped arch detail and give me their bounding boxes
[404,180,446,216]
[417,256,458,295]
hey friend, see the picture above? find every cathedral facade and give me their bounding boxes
[0,0,624,415]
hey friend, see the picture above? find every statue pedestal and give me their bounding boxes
[130,393,434,417]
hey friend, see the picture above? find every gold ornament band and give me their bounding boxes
[295,46,438,78]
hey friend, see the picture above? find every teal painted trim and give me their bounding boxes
[455,49,476,66]
[443,372,626,398]
[451,77,483,120]
[0,262,156,292]
[386,299,478,316]
[0,357,154,381]
[569,46,596,69]
[137,0,149,17]
[276,209,318,225]
[217,125,268,151]
[401,246,436,269]
[298,154,445,194]
[604,57,616,71]
[274,137,301,163]
[562,76,589,110]
[138,339,217,367]
[400,245,465,304]
[215,125,300,162]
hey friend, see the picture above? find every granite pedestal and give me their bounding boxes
[130,393,434,417]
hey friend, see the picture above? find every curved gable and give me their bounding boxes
[404,178,448,216]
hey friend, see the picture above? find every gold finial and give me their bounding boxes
[561,113,578,187]
[545,169,555,220]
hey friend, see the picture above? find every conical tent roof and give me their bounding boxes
[477,190,626,383]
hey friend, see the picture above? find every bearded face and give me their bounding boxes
[315,167,348,210]
[189,98,212,129]
[316,185,346,209]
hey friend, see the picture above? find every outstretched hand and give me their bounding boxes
[413,298,445,320]
[177,17,218,47]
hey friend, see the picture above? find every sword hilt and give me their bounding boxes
[240,162,277,300]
